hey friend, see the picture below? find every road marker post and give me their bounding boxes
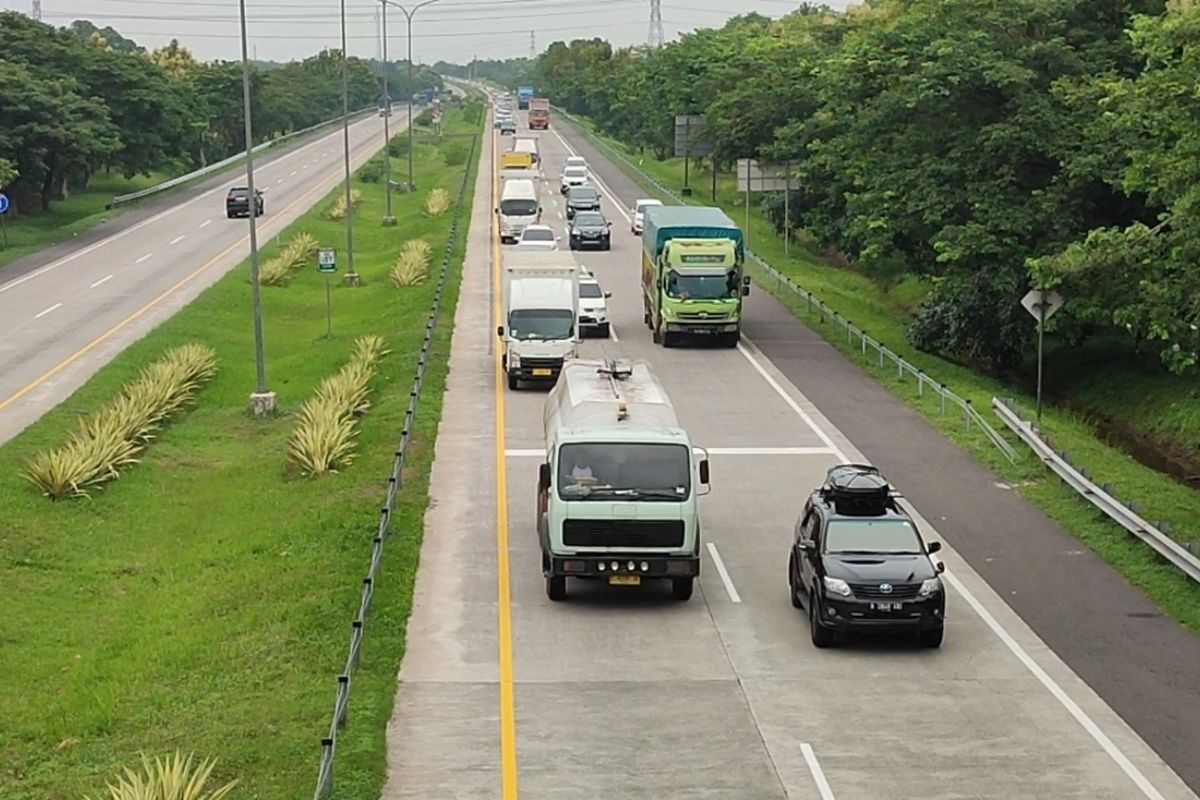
[318,248,337,337]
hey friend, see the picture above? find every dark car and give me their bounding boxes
[226,186,263,218]
[565,186,601,220]
[788,464,946,648]
[568,211,611,250]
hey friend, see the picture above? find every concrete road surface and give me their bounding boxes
[0,112,400,446]
[380,111,1199,800]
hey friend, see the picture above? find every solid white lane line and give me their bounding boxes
[136,253,153,264]
[170,235,186,245]
[705,543,741,603]
[800,744,837,800]
[198,219,212,229]
[551,117,1172,800]
[90,275,113,288]
[35,303,62,319]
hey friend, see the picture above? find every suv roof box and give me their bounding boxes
[821,463,893,515]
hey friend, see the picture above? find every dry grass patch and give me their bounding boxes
[423,187,451,216]
[24,344,218,499]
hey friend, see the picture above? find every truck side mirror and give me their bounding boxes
[538,463,551,491]
[742,276,751,286]
[496,325,504,337]
[698,459,710,485]
[742,285,751,296]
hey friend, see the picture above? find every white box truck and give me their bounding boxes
[497,251,581,389]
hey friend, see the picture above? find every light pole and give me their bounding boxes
[383,0,441,192]
[339,0,361,285]
[379,0,396,226]
[238,0,275,415]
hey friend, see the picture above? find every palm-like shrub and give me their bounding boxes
[390,239,432,287]
[83,750,238,800]
[423,188,450,216]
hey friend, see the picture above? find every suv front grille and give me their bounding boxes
[562,519,684,548]
[849,582,921,599]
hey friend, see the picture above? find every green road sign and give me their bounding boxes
[318,248,337,273]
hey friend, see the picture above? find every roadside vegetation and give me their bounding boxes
[0,100,483,800]
[452,0,1200,630]
[0,11,446,268]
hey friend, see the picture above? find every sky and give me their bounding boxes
[2,0,853,65]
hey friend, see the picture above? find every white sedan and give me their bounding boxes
[578,276,612,338]
[631,198,663,234]
[515,225,559,250]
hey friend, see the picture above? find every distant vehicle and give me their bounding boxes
[568,210,611,251]
[789,464,947,649]
[516,224,560,251]
[577,275,612,338]
[225,186,263,218]
[517,85,534,110]
[560,166,589,194]
[630,198,663,235]
[499,117,517,135]
[529,97,550,129]
[562,156,587,174]
[565,186,600,220]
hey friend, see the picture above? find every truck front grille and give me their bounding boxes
[675,311,730,321]
[562,519,685,548]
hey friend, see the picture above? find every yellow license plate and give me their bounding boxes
[531,368,552,377]
[608,575,641,586]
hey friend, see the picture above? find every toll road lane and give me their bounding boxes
[0,113,398,446]
[493,116,1196,799]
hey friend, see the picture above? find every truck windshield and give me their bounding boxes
[665,270,739,300]
[500,199,538,216]
[509,309,573,341]
[557,443,691,501]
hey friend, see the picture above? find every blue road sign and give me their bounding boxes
[0,193,9,214]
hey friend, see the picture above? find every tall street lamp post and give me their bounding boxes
[380,0,396,226]
[383,0,440,193]
[238,0,275,415]
[339,0,361,285]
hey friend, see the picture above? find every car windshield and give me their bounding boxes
[564,168,586,178]
[569,189,598,202]
[665,270,740,300]
[557,443,691,501]
[824,519,923,555]
[580,282,603,299]
[574,213,605,227]
[522,228,555,241]
[500,199,538,216]
[508,309,573,341]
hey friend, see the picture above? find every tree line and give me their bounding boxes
[0,12,444,216]
[449,0,1199,375]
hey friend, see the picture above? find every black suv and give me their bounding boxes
[565,186,601,220]
[226,186,264,218]
[788,464,946,648]
[568,211,611,250]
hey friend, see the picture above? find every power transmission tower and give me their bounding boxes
[31,0,42,21]
[648,0,664,48]
[529,30,536,59]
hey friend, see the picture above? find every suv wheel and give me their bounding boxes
[788,555,802,609]
[919,627,944,649]
[809,594,834,648]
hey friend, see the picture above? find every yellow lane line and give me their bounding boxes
[492,126,519,798]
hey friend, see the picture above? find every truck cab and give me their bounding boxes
[537,359,710,601]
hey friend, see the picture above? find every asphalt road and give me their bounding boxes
[0,111,398,446]
[380,111,1200,799]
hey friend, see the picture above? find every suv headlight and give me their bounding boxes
[918,577,942,597]
[822,577,852,597]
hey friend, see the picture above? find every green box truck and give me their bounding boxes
[640,206,750,348]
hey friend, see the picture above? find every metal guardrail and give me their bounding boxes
[312,133,478,800]
[551,106,1019,462]
[108,106,379,209]
[993,398,1200,584]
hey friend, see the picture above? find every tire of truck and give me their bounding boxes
[724,331,740,348]
[507,373,518,390]
[546,575,567,601]
[671,577,694,601]
[599,323,611,339]
[652,326,662,344]
[662,331,677,348]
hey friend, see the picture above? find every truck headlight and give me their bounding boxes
[918,577,943,597]
[823,577,852,597]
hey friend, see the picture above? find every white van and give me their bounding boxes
[497,179,540,244]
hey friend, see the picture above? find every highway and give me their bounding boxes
[0,111,398,446]
[381,108,1200,799]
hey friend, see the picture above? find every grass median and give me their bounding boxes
[0,105,483,799]
[557,111,1200,635]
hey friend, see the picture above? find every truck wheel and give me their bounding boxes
[546,575,566,601]
[724,331,740,348]
[671,577,694,601]
[599,323,611,338]
[652,327,662,344]
[662,332,677,348]
[507,374,518,390]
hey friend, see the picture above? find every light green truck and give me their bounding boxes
[537,358,710,601]
[640,205,750,347]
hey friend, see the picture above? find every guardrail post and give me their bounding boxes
[336,675,349,727]
[917,371,925,397]
[860,331,868,356]
[964,399,973,431]
[846,323,853,347]
[939,384,946,414]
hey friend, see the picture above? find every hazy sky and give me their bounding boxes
[2,0,853,65]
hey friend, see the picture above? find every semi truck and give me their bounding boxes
[497,251,580,389]
[537,358,710,601]
[529,98,550,129]
[517,86,534,110]
[640,205,750,348]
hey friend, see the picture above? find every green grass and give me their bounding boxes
[0,172,172,269]
[0,104,483,799]
[559,111,1200,634]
